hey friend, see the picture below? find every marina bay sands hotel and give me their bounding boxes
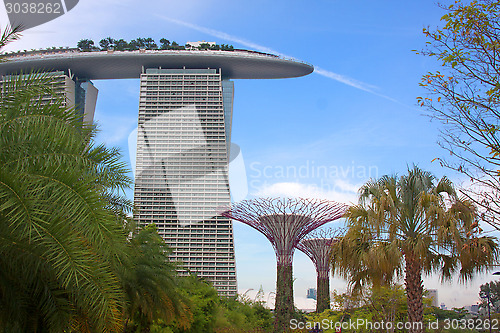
[0,47,313,296]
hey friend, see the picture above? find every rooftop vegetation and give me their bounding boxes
[78,37,234,52]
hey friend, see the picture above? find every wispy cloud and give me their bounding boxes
[156,15,405,104]
[156,15,283,57]
[314,66,378,92]
[315,66,404,104]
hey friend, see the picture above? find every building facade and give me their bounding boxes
[134,68,237,296]
[0,71,97,123]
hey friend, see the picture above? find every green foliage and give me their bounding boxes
[99,36,115,50]
[479,280,500,314]
[77,38,97,51]
[163,276,219,333]
[331,285,408,330]
[417,0,500,230]
[77,37,234,52]
[428,306,467,321]
[0,70,132,331]
[119,223,191,332]
[160,38,171,49]
[215,296,274,332]
[0,66,191,333]
[305,286,451,333]
[195,43,234,51]
[114,39,129,51]
[332,166,498,331]
[152,277,274,333]
[0,25,21,51]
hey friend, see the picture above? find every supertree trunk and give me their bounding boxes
[316,273,330,313]
[405,251,424,333]
[275,263,294,331]
[297,229,341,313]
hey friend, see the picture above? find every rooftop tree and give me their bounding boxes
[77,38,96,51]
[159,38,170,49]
[114,39,128,51]
[99,36,115,50]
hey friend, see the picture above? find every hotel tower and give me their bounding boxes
[0,47,313,296]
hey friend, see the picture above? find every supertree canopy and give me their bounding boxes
[221,197,346,331]
[297,228,343,313]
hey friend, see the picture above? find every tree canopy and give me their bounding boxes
[479,280,500,314]
[417,0,500,231]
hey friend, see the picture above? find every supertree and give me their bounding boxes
[297,228,343,313]
[220,197,346,331]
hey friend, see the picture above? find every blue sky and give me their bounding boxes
[1,0,495,308]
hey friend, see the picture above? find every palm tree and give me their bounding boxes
[332,166,498,333]
[117,222,191,332]
[0,27,133,331]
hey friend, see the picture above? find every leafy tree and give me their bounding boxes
[129,38,151,50]
[429,306,468,321]
[77,38,96,51]
[332,166,498,333]
[417,0,500,230]
[170,41,184,50]
[114,39,129,51]
[365,285,408,328]
[216,296,274,332]
[99,36,115,50]
[479,280,500,314]
[160,38,171,49]
[308,287,443,333]
[143,37,158,50]
[168,276,219,333]
[198,42,213,50]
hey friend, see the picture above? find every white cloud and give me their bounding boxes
[253,181,359,204]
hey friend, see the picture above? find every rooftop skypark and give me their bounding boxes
[0,41,312,80]
[1,37,283,59]
[78,37,235,52]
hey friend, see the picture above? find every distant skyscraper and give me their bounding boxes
[307,288,317,300]
[427,289,438,307]
[134,68,237,296]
